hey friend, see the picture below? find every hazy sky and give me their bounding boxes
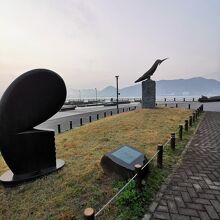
[0,0,220,92]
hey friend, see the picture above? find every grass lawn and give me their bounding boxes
[0,107,196,219]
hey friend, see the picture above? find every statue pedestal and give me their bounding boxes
[142,79,156,108]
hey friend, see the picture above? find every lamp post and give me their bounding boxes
[95,88,97,105]
[115,75,119,113]
[79,90,81,101]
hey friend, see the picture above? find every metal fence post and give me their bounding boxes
[80,118,83,126]
[176,103,178,108]
[58,124,61,134]
[135,164,142,192]
[174,97,176,102]
[183,98,185,102]
[157,144,163,168]
[89,116,92,123]
[123,108,124,112]
[164,98,166,102]
[184,120,188,132]
[84,208,95,220]
[179,125,183,141]
[170,133,176,150]
[165,103,167,107]
[104,112,106,117]
[69,121,72,129]
[110,111,112,116]
[188,104,191,109]
[97,114,99,120]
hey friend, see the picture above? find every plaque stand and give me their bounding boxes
[142,79,156,108]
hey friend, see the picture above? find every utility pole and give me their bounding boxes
[115,75,119,113]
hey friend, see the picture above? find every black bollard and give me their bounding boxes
[58,124,61,134]
[179,125,183,141]
[84,208,95,220]
[157,144,163,168]
[184,120,188,132]
[189,116,192,127]
[170,133,176,150]
[135,164,142,192]
[192,112,195,122]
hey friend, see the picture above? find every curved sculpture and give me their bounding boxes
[135,58,168,83]
[0,69,66,186]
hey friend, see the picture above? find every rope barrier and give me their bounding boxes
[95,173,137,217]
[90,105,204,218]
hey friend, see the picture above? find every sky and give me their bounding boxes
[0,0,220,93]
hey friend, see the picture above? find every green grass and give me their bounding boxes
[0,107,201,219]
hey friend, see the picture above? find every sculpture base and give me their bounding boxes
[142,79,156,108]
[0,159,65,187]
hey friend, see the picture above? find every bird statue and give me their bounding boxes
[135,58,168,83]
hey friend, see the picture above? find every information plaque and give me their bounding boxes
[100,145,148,180]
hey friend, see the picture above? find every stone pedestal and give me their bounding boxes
[142,79,156,108]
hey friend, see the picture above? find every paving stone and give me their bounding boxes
[190,217,200,220]
[209,185,220,190]
[210,199,220,212]
[142,213,151,220]
[187,187,197,198]
[181,191,192,202]
[174,196,185,208]
[167,200,178,214]
[170,214,190,220]
[204,205,219,219]
[149,202,158,212]
[198,193,215,200]
[179,208,198,217]
[198,211,211,220]
[153,211,170,219]
[186,202,204,210]
[157,205,169,212]
[193,198,211,205]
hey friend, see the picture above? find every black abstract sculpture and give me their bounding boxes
[135,58,168,83]
[0,69,66,186]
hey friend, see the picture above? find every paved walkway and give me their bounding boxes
[143,111,220,220]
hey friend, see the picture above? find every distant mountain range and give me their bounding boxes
[67,77,220,98]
